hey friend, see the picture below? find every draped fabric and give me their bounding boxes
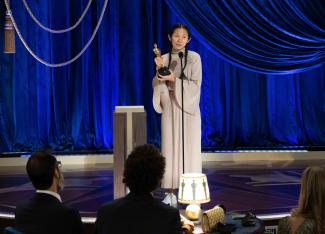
[165,0,325,74]
[0,0,119,152]
[0,0,324,153]
[199,53,325,149]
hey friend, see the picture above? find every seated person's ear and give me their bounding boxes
[54,167,60,179]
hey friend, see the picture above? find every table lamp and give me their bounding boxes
[178,173,210,220]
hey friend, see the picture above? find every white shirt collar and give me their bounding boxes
[36,190,62,202]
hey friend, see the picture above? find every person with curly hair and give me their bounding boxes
[95,144,182,234]
[278,166,325,234]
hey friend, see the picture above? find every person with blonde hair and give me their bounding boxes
[278,166,325,234]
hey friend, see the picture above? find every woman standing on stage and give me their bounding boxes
[152,24,202,193]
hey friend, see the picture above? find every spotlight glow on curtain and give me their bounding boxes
[165,0,325,74]
[0,0,324,152]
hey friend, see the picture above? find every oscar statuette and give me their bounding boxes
[153,43,171,76]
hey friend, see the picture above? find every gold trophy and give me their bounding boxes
[153,43,171,76]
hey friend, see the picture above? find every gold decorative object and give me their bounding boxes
[4,0,15,54]
[153,43,171,76]
[201,205,225,233]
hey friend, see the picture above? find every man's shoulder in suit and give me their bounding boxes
[15,193,83,234]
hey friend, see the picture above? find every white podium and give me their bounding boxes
[113,106,147,198]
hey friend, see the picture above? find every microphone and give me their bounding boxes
[4,1,15,54]
[178,50,185,174]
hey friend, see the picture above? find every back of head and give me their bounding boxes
[123,144,165,195]
[295,166,325,233]
[27,150,57,190]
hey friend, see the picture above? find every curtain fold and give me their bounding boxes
[0,0,324,152]
[165,0,325,74]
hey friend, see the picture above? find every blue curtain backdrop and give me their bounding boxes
[0,0,324,152]
[166,0,325,74]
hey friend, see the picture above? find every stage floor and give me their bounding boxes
[1,156,324,221]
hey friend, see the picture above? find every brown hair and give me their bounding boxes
[27,150,58,190]
[123,144,165,194]
[292,166,325,234]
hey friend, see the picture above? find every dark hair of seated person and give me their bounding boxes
[122,144,165,195]
[26,150,58,190]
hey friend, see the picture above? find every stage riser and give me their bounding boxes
[0,151,323,167]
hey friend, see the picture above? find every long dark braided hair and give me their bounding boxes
[167,24,191,79]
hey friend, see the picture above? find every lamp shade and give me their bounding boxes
[178,173,210,204]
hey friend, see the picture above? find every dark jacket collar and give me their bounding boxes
[33,192,62,203]
[125,192,154,201]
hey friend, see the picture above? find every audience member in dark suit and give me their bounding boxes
[95,144,183,234]
[15,150,83,234]
[278,166,325,234]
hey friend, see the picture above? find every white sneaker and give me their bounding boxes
[162,192,178,208]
